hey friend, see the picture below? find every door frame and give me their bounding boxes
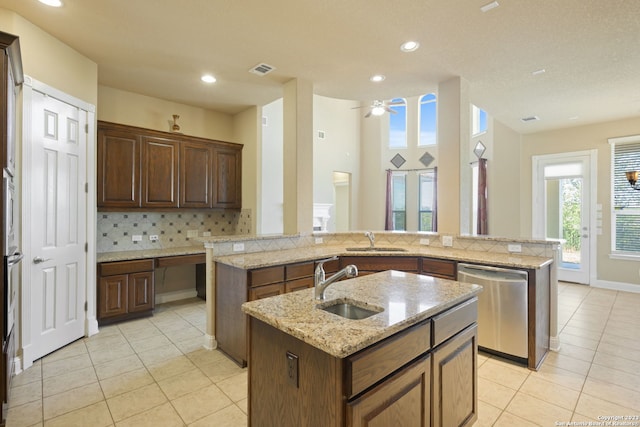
[20,76,97,371]
[532,150,597,285]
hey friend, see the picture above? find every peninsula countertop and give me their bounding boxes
[215,244,552,271]
[241,270,482,358]
[97,245,205,263]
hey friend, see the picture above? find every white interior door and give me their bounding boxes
[27,89,87,360]
[533,152,596,284]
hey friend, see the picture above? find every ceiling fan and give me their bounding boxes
[353,100,402,118]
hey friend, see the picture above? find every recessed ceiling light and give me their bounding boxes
[38,0,63,6]
[532,69,546,76]
[480,1,499,12]
[370,75,385,82]
[201,74,216,83]
[400,41,420,52]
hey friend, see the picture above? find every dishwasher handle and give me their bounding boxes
[458,263,528,280]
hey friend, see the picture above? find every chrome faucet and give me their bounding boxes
[314,256,358,300]
[365,231,375,248]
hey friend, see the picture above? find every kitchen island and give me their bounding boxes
[242,270,482,427]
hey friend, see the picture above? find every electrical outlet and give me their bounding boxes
[187,230,199,238]
[233,243,245,252]
[149,235,159,242]
[286,351,299,387]
[315,237,324,244]
[132,235,142,242]
[508,244,522,253]
[442,236,453,247]
[420,238,430,246]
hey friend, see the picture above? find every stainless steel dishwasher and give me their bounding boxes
[457,263,528,359]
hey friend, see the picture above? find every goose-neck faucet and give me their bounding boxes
[314,256,358,300]
[365,231,375,248]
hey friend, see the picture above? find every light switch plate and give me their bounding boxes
[187,230,198,238]
[442,236,453,247]
[315,237,324,244]
[286,351,299,388]
[420,238,430,246]
[233,243,245,252]
[132,235,142,242]
[202,231,212,237]
[149,235,159,242]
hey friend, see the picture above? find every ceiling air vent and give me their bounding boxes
[249,63,275,76]
[521,115,540,122]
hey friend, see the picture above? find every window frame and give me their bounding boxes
[609,135,640,257]
[391,171,407,231]
[388,98,407,149]
[418,94,437,147]
[418,169,436,231]
[472,104,488,136]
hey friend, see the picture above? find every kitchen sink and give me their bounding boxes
[319,301,383,320]
[345,247,407,252]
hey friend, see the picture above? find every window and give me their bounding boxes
[472,104,487,136]
[391,172,406,230]
[419,94,437,146]
[611,140,640,253]
[389,98,407,148]
[418,170,436,231]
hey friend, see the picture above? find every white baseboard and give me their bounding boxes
[155,289,198,304]
[86,316,99,337]
[203,334,218,350]
[592,279,640,293]
[549,335,561,352]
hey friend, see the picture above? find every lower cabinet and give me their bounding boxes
[348,355,431,427]
[98,259,154,324]
[248,297,478,427]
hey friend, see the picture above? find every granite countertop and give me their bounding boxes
[97,245,205,263]
[241,270,482,358]
[214,245,553,270]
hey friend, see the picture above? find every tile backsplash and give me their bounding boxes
[97,209,252,253]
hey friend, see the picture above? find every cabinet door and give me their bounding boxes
[128,271,154,313]
[249,283,284,301]
[141,137,179,208]
[285,277,313,293]
[348,355,431,427]
[213,146,242,208]
[180,141,212,208]
[421,258,456,279]
[432,325,478,427]
[98,275,128,319]
[97,127,140,208]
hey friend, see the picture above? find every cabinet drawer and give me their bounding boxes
[249,283,285,301]
[317,258,340,274]
[347,320,430,397]
[99,259,154,276]
[285,277,313,293]
[156,253,206,268]
[421,258,456,279]
[248,266,285,287]
[432,298,478,347]
[285,262,314,280]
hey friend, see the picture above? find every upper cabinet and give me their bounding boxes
[97,121,242,211]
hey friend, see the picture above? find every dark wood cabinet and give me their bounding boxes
[180,141,212,208]
[98,259,155,324]
[421,257,456,279]
[432,325,478,427]
[141,137,179,208]
[212,146,242,209]
[97,126,140,208]
[340,256,419,275]
[97,121,242,211]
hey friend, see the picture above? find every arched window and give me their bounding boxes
[472,104,487,135]
[419,94,437,146]
[389,98,407,148]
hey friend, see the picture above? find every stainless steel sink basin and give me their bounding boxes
[345,247,407,252]
[319,301,383,320]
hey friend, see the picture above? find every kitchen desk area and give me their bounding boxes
[242,271,483,427]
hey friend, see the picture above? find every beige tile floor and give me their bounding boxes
[6,282,640,426]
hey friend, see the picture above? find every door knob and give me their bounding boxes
[33,257,52,264]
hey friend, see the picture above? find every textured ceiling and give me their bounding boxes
[1,0,639,133]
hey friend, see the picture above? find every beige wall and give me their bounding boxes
[98,85,234,141]
[232,106,259,234]
[520,116,640,287]
[0,9,98,105]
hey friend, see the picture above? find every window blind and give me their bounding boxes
[613,141,640,252]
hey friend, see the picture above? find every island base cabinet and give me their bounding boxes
[347,355,431,427]
[432,325,478,427]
